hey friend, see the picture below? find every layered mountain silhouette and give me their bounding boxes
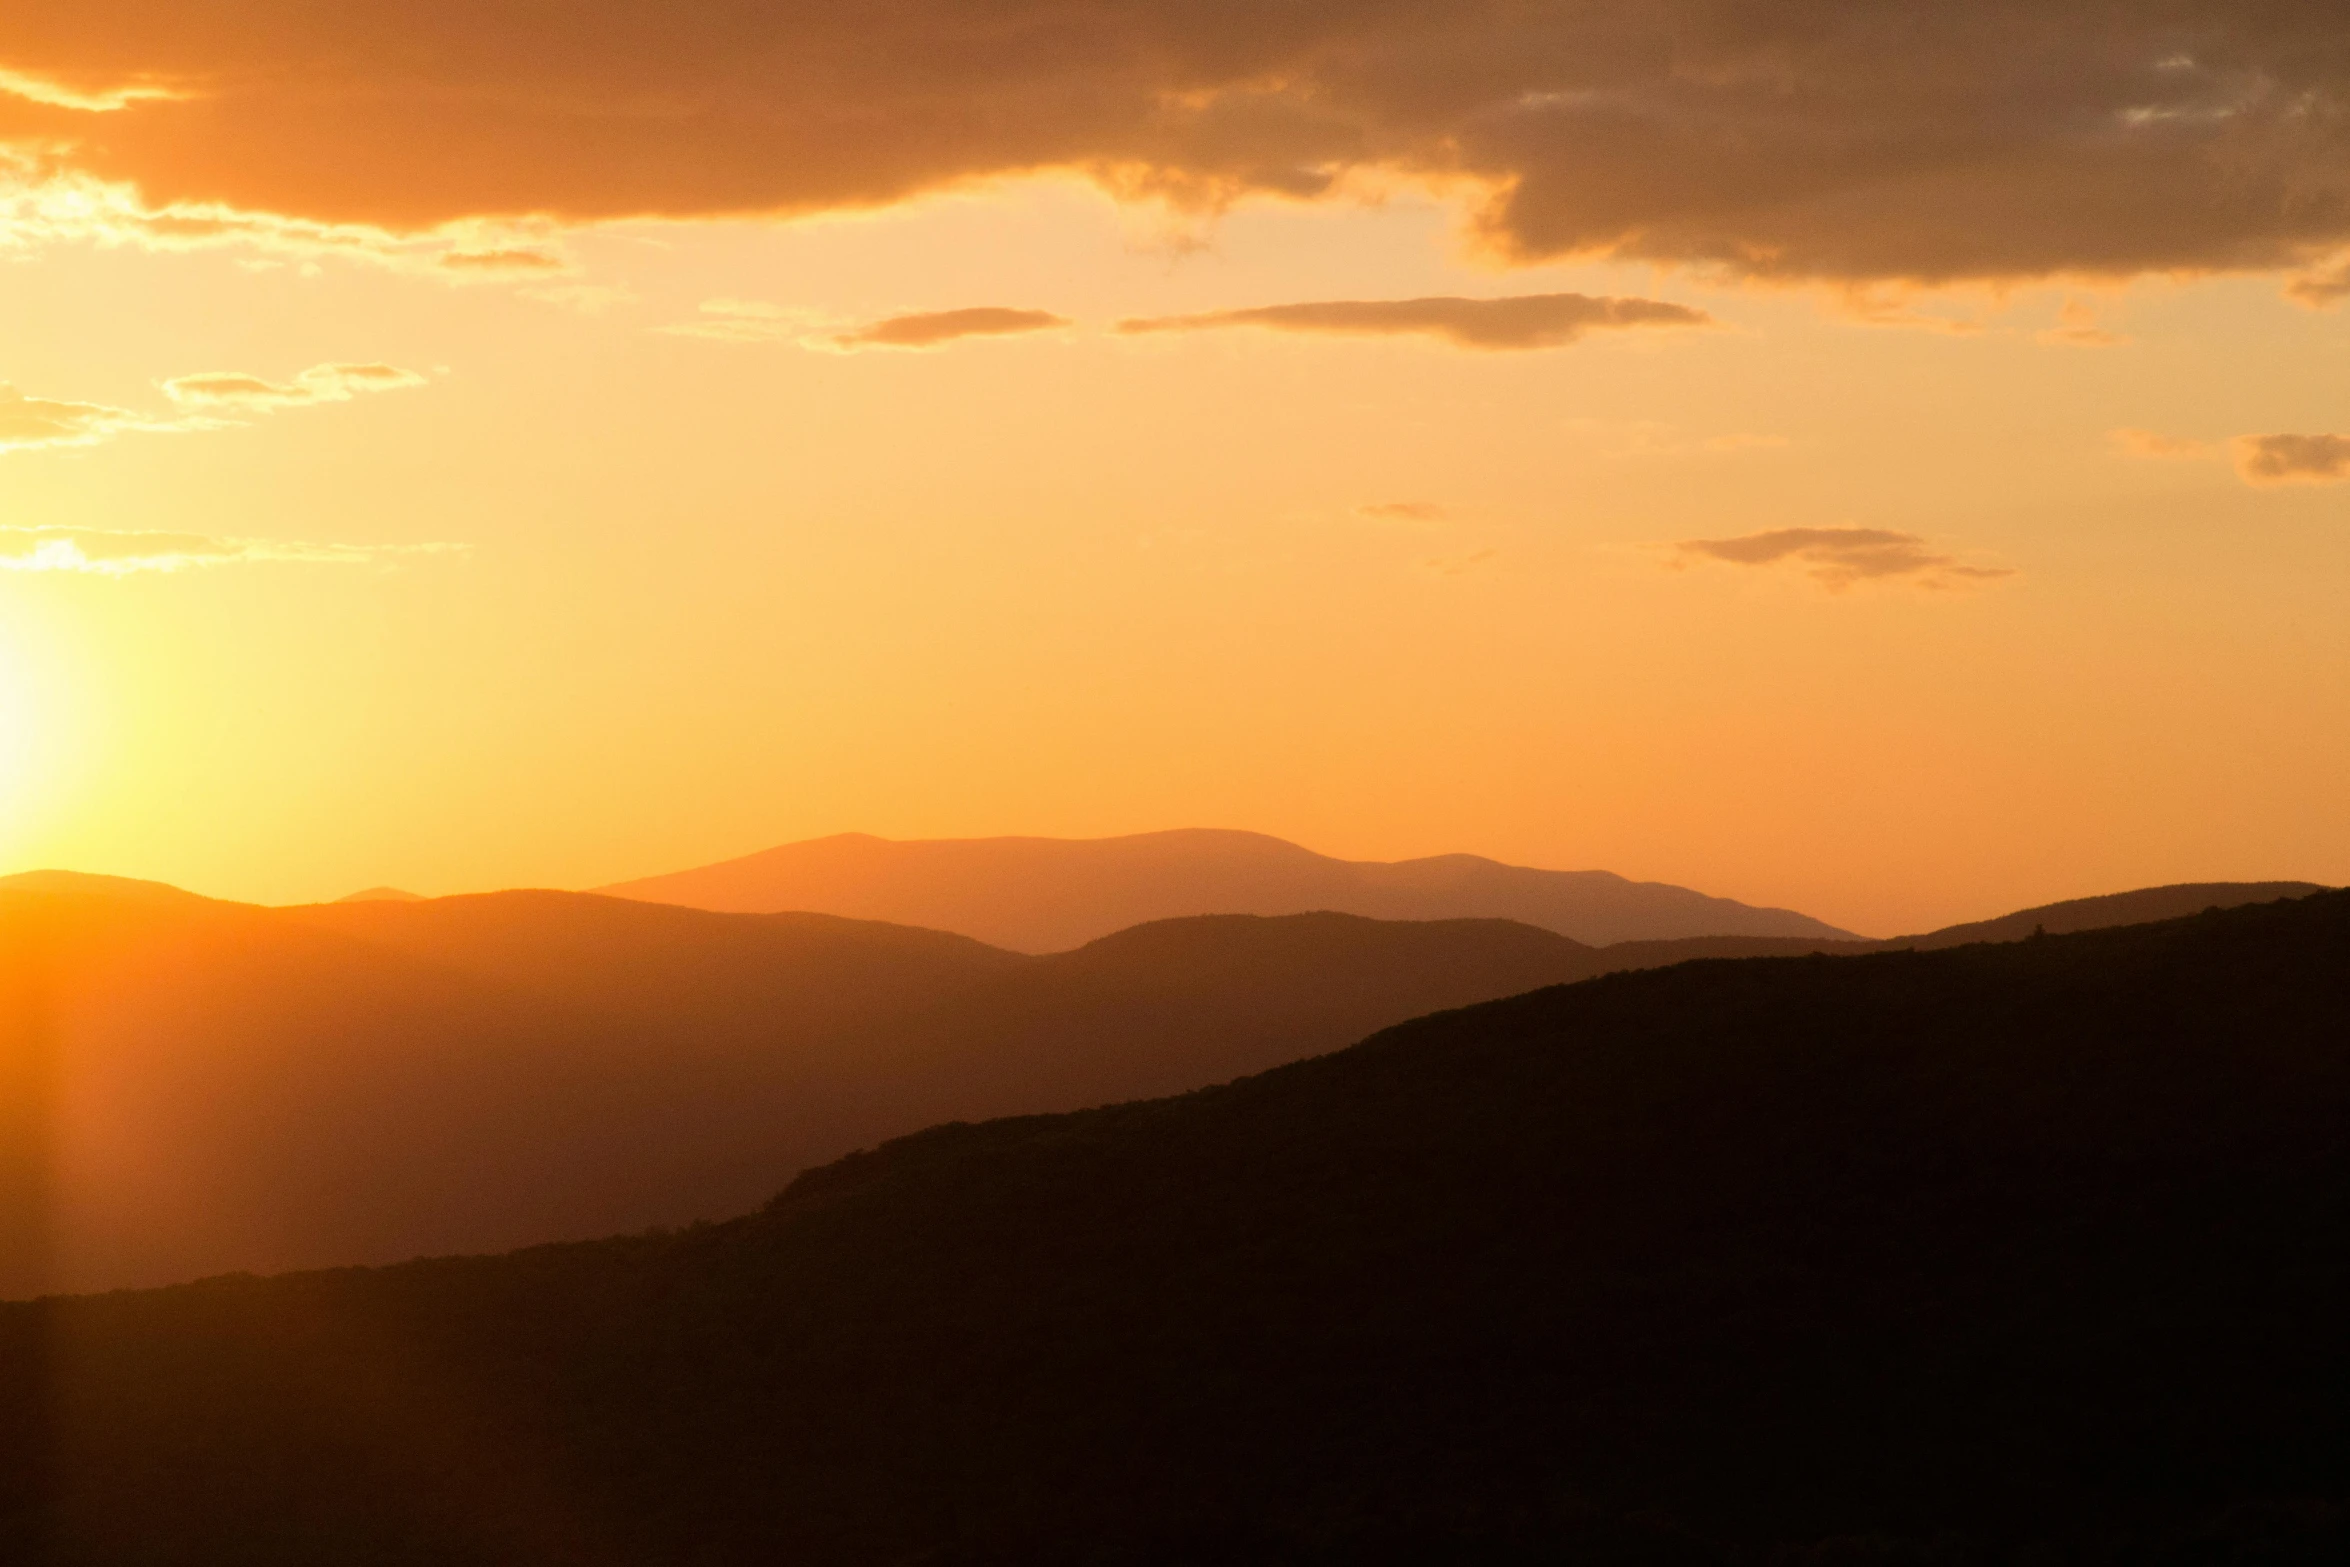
[0,875,1684,1295]
[3,890,2343,1564]
[597,828,1858,949]
[0,871,2321,1296]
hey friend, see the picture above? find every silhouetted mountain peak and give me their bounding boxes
[598,829,1852,949]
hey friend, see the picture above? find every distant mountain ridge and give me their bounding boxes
[0,876,1626,1295]
[336,885,424,903]
[0,868,2327,1296]
[597,828,1856,949]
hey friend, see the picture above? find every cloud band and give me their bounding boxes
[1118,293,1709,350]
[1675,527,2014,592]
[6,2,2350,286]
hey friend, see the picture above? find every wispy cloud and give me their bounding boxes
[1418,548,1497,577]
[0,384,180,452]
[2234,433,2350,486]
[2112,426,2350,486]
[830,307,1068,350]
[1828,288,1988,335]
[668,300,1069,350]
[1355,501,1448,525]
[0,67,183,113]
[0,526,465,576]
[3,364,429,459]
[2286,257,2350,309]
[661,299,808,343]
[2038,298,2128,347]
[2111,428,2213,459]
[1117,293,1710,351]
[1564,419,1791,458]
[0,169,571,284]
[1673,527,2015,593]
[523,282,636,315]
[161,362,427,411]
[437,248,565,275]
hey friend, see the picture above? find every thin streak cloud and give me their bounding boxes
[161,362,427,410]
[828,307,1068,351]
[0,66,180,112]
[2111,428,2213,459]
[2038,299,2128,348]
[438,248,566,274]
[1674,527,2015,593]
[0,383,176,451]
[0,170,570,281]
[3,364,428,458]
[1118,293,1709,351]
[0,526,465,575]
[1356,501,1448,525]
[668,301,1070,350]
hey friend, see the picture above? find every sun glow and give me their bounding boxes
[0,643,31,816]
[0,609,76,847]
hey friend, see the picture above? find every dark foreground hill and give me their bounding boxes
[1895,880,2328,947]
[598,828,1856,948]
[3,891,2344,1564]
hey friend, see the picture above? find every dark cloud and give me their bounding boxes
[829,307,1068,350]
[1675,527,2014,592]
[2234,433,2350,485]
[1119,293,1708,350]
[7,2,2350,285]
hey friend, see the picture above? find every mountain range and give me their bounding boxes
[0,867,2321,1296]
[595,828,1860,949]
[4,888,2343,1564]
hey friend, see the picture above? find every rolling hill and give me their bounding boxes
[1,876,1621,1295]
[1895,879,2329,947]
[3,890,2343,1564]
[596,828,1857,949]
[2,871,2324,1296]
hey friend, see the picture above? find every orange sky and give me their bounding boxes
[4,3,2349,936]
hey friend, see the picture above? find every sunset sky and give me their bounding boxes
[3,1,2347,935]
